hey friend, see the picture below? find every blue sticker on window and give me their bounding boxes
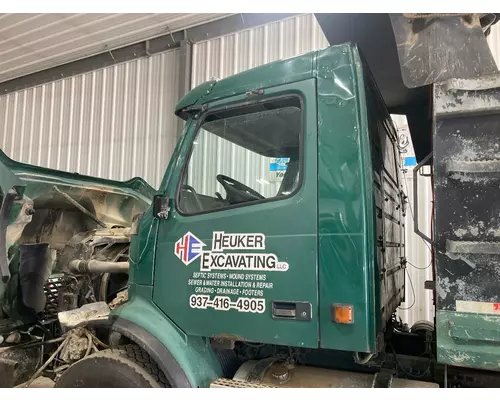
[403,157,417,166]
[269,157,290,172]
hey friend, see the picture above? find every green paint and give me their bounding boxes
[437,310,500,371]
[316,45,376,352]
[129,211,158,286]
[0,149,155,201]
[0,41,420,382]
[175,52,315,118]
[154,79,319,348]
[175,80,218,117]
[316,45,404,352]
[111,284,223,388]
[0,151,26,301]
[0,153,25,197]
[133,43,401,356]
[436,311,500,371]
[158,120,194,193]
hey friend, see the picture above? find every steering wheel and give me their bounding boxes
[181,184,204,211]
[216,174,265,203]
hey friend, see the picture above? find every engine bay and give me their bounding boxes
[0,160,153,387]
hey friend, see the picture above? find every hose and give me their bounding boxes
[53,186,106,228]
[24,335,70,387]
[21,328,111,387]
[68,259,129,274]
[84,333,93,358]
[88,331,109,349]
[0,336,65,353]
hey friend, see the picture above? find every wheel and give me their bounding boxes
[54,344,170,388]
[410,320,434,335]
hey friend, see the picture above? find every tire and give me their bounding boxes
[55,344,170,388]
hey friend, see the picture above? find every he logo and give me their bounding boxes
[174,232,205,265]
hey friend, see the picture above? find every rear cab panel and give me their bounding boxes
[316,45,405,353]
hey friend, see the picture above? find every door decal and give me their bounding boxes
[174,232,205,266]
[180,231,288,314]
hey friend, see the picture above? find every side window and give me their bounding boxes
[178,97,302,215]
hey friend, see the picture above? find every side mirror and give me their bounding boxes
[153,195,171,220]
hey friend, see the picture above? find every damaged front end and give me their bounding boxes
[0,150,154,387]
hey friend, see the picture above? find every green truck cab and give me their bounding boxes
[104,42,407,388]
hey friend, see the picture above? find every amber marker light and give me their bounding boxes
[332,304,354,324]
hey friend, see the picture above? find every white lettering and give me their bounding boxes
[189,294,266,314]
[200,251,289,272]
[211,231,265,252]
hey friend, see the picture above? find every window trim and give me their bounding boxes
[175,94,305,217]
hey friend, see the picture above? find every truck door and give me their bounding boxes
[152,80,318,348]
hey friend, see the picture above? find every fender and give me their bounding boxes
[110,285,223,388]
[111,318,191,388]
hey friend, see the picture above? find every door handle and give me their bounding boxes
[271,301,312,321]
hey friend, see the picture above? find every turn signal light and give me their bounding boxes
[332,304,354,324]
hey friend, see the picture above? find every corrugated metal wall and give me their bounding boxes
[397,172,434,327]
[0,48,180,189]
[191,14,328,86]
[392,113,434,327]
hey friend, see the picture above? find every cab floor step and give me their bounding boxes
[210,377,438,388]
[446,240,500,254]
[210,378,276,388]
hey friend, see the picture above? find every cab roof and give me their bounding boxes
[175,43,354,119]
